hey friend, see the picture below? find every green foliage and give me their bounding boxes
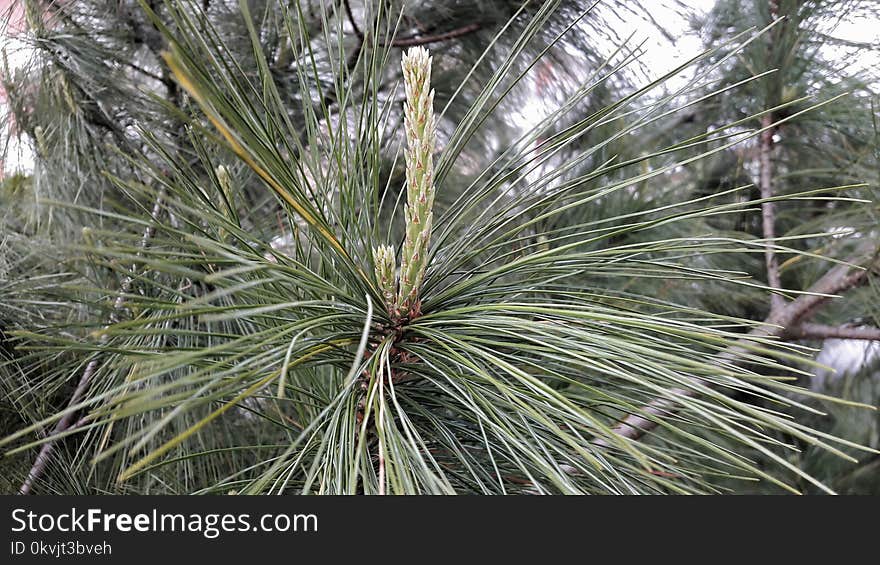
[0,0,878,494]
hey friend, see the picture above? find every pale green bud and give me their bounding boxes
[397,47,436,316]
[373,244,398,315]
[215,165,236,240]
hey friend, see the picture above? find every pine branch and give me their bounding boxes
[784,323,880,341]
[599,244,879,444]
[19,191,166,495]
[599,1,880,450]
[342,0,364,41]
[759,114,784,315]
[343,0,480,47]
[759,1,785,316]
[17,3,183,492]
[390,23,482,47]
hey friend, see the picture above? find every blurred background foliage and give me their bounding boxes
[0,0,878,494]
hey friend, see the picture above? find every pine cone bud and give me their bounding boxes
[397,46,436,316]
[216,165,234,205]
[373,244,398,314]
[216,164,236,240]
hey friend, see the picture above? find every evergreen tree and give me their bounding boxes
[674,0,880,493]
[0,0,877,494]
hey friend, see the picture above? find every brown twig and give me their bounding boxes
[759,114,785,315]
[390,23,482,47]
[759,0,785,316]
[342,0,364,41]
[784,323,880,342]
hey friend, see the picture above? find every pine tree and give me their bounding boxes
[670,0,880,493]
[1,0,877,494]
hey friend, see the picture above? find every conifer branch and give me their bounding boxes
[600,245,879,444]
[390,23,482,47]
[342,0,364,41]
[760,114,785,316]
[19,191,166,495]
[784,323,880,341]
